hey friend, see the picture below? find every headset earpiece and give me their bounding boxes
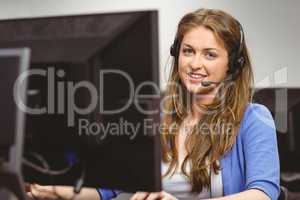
[226,22,246,80]
[170,38,180,63]
[237,57,245,67]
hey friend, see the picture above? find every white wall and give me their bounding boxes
[0,0,299,89]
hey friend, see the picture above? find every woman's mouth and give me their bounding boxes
[187,72,207,83]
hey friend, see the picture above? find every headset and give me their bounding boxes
[170,21,246,85]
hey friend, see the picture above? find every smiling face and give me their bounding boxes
[178,26,229,95]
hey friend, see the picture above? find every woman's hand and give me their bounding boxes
[130,191,178,200]
[25,183,100,200]
[26,183,73,200]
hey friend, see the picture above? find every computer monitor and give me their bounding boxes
[0,48,30,200]
[0,10,161,193]
[253,88,300,172]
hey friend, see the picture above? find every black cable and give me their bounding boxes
[23,152,73,176]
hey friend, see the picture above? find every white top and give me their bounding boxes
[162,162,223,199]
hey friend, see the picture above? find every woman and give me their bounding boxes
[27,8,280,200]
[130,8,279,200]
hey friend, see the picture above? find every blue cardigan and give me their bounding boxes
[98,103,280,200]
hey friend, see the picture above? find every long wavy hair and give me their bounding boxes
[161,8,254,192]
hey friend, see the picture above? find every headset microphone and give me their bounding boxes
[200,80,221,87]
[200,74,234,87]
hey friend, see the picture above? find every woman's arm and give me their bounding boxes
[241,104,280,200]
[129,189,270,200]
[207,189,270,200]
[207,104,279,200]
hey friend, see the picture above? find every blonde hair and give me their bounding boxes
[161,8,254,192]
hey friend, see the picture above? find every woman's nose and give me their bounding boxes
[190,55,203,70]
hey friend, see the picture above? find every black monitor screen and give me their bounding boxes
[0,10,161,192]
[0,56,19,147]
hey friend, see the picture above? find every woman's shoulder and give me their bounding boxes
[239,103,276,137]
[244,103,272,118]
